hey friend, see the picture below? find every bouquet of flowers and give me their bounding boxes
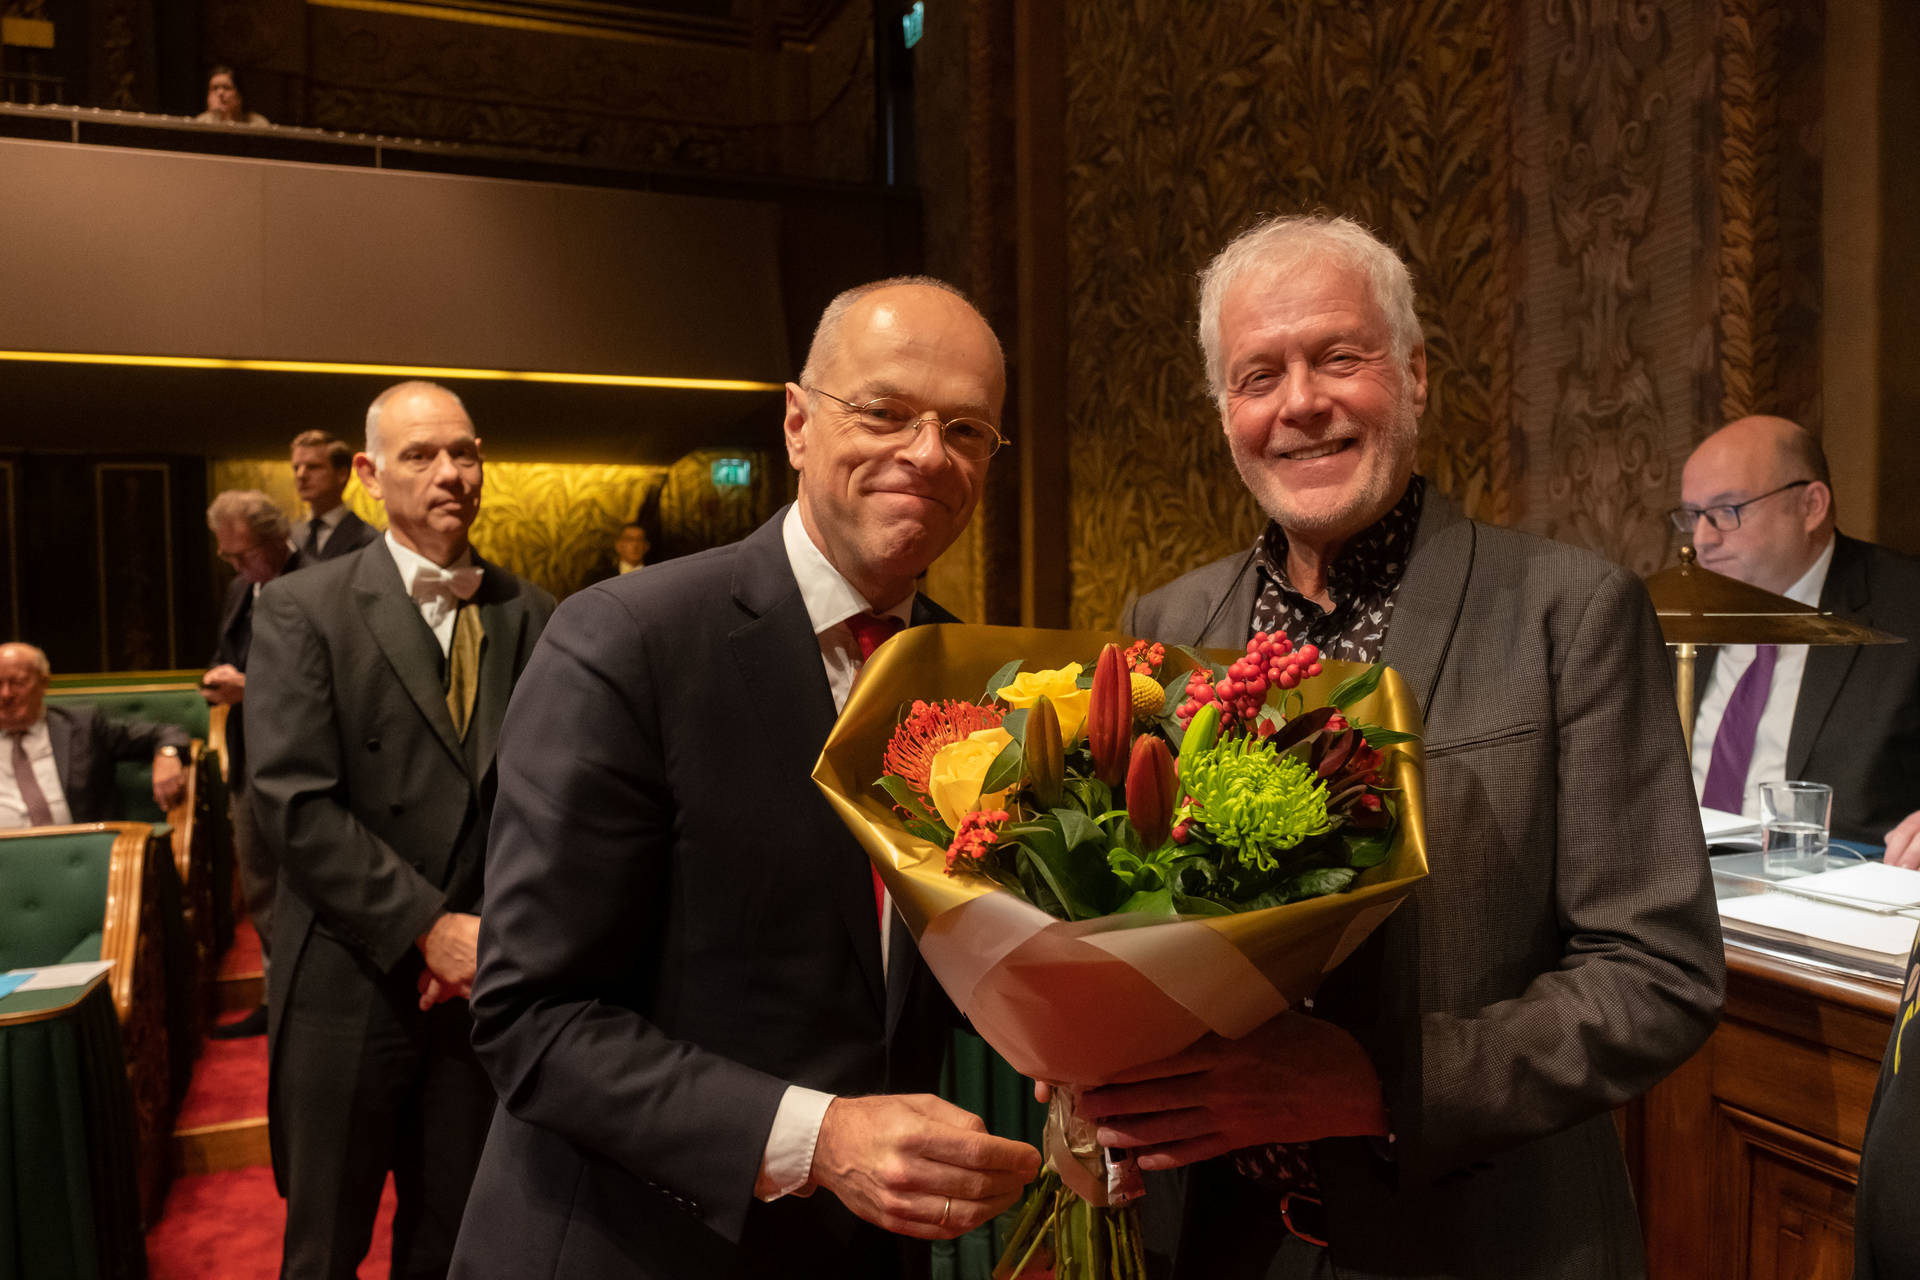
[812,624,1428,1279]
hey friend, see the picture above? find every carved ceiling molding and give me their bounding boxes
[305,0,853,49]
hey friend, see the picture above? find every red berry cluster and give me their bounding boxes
[1123,640,1167,677]
[1174,633,1322,731]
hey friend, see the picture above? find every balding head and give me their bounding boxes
[1680,415,1835,594]
[0,642,50,733]
[784,278,1005,608]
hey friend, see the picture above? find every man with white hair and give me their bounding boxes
[1110,215,1724,1276]
[247,381,554,1279]
[0,640,189,826]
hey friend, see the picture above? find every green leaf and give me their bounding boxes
[903,818,951,845]
[1292,866,1359,896]
[980,739,1026,795]
[1345,826,1393,869]
[1002,707,1031,743]
[1116,887,1178,917]
[1359,726,1420,748]
[879,775,937,823]
[1170,892,1234,917]
[1014,826,1111,920]
[1074,670,1095,689]
[1052,806,1104,851]
[984,659,1024,700]
[1328,663,1386,710]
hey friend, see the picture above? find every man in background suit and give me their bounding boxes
[200,489,301,1039]
[1111,215,1723,1277]
[249,382,554,1279]
[0,641,188,826]
[452,279,1039,1279]
[580,520,650,586]
[290,429,379,561]
[1677,416,1920,862]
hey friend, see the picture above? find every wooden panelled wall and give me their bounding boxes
[1034,0,1826,630]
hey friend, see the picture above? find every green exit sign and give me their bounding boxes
[711,458,752,488]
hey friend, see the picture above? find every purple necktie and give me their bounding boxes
[1702,644,1778,812]
[10,731,54,827]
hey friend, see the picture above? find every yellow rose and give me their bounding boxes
[928,727,1015,829]
[998,665,1090,745]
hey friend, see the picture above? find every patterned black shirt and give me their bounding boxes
[1233,475,1423,1218]
[1247,475,1425,663]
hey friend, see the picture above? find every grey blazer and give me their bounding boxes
[1125,489,1725,1279]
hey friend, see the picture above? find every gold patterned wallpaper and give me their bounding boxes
[1059,0,1823,625]
[211,459,669,599]
[1063,0,1511,629]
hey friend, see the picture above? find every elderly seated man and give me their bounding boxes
[0,641,189,828]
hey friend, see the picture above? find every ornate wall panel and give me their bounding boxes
[212,458,668,599]
[1712,0,1823,432]
[1062,0,1512,629]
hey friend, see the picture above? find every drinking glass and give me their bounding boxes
[1760,780,1832,877]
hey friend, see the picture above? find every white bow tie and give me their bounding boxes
[409,563,483,625]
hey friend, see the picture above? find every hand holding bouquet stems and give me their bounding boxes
[808,1094,1040,1240]
[812,625,1429,1279]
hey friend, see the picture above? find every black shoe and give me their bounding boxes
[210,1006,268,1039]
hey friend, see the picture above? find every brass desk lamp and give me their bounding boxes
[1644,546,1902,754]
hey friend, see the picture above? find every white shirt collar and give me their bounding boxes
[780,504,913,636]
[1781,536,1835,609]
[313,504,348,531]
[384,530,476,595]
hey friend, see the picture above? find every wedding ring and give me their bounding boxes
[939,1196,951,1227]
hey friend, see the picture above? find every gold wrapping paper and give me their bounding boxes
[812,623,1429,1087]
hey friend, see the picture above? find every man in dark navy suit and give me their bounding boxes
[453,279,1040,1279]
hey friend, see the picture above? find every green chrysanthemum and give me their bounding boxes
[1180,738,1333,871]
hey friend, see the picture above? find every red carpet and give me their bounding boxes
[149,920,399,1277]
[175,1028,268,1130]
[147,1168,396,1279]
[219,919,263,981]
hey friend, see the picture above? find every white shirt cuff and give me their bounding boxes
[757,1085,835,1201]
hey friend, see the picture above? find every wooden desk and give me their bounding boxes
[1635,942,1898,1279]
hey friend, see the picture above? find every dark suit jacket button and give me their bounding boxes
[366,738,380,751]
[390,802,404,815]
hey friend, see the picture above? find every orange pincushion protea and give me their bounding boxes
[882,699,1007,793]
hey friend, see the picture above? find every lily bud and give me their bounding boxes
[1088,643,1132,785]
[1178,702,1221,766]
[1025,695,1065,807]
[1125,736,1177,849]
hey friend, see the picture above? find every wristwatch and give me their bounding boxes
[156,745,181,759]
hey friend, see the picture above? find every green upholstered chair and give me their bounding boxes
[46,675,234,1048]
[0,822,173,1219]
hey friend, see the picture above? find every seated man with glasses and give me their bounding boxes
[1673,414,1920,862]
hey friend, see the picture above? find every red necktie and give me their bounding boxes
[844,612,905,929]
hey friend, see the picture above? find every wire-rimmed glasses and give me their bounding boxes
[805,386,1008,461]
